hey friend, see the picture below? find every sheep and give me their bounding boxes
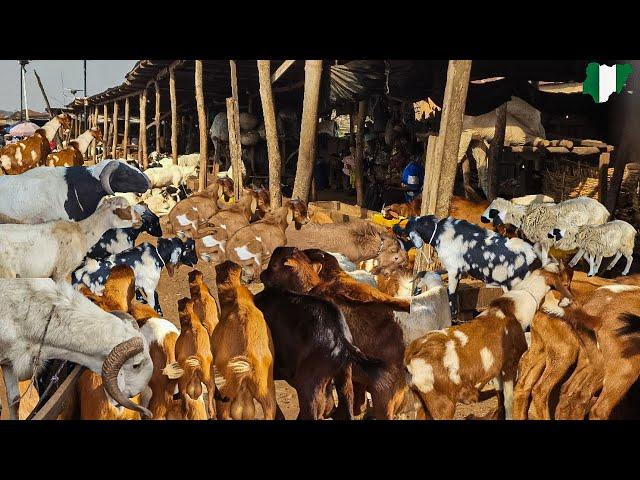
[0,159,151,223]
[0,278,153,419]
[46,127,103,167]
[0,196,140,281]
[0,114,71,174]
[404,263,573,420]
[481,196,610,266]
[72,237,198,314]
[393,272,452,347]
[142,188,178,216]
[396,215,539,317]
[144,164,197,189]
[87,203,162,260]
[548,220,637,276]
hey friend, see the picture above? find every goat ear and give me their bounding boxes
[286,209,294,224]
[311,262,323,274]
[114,207,133,220]
[284,258,297,268]
[250,196,258,213]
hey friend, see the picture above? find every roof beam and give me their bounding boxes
[271,60,296,84]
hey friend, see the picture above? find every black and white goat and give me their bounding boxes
[0,159,151,223]
[86,203,163,260]
[72,237,198,315]
[395,215,538,316]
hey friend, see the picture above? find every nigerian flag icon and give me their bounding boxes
[583,62,632,103]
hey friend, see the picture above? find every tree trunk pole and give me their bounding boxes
[170,66,178,164]
[111,101,119,158]
[292,60,323,201]
[229,60,243,198]
[487,102,507,201]
[432,60,473,219]
[354,99,367,206]
[257,60,283,208]
[123,97,130,160]
[103,104,109,159]
[91,106,97,163]
[140,90,148,168]
[195,60,208,192]
[154,81,161,154]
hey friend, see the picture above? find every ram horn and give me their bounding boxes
[101,337,152,418]
[99,160,120,195]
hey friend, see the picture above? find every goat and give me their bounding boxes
[73,237,198,314]
[144,164,197,189]
[226,200,309,282]
[47,127,103,167]
[213,261,276,420]
[404,262,572,420]
[0,114,71,174]
[86,203,162,260]
[0,159,151,223]
[0,196,140,281]
[0,278,153,420]
[167,179,226,238]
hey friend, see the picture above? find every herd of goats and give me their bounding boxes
[0,113,640,421]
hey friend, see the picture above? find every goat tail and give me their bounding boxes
[216,355,253,394]
[543,300,601,332]
[344,341,391,391]
[162,362,185,380]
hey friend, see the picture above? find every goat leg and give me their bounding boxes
[512,345,546,420]
[1,366,20,420]
[568,249,585,268]
[606,252,623,271]
[623,254,634,275]
[589,367,640,420]
[333,366,355,420]
[447,272,460,319]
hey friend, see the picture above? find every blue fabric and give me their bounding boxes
[402,160,424,191]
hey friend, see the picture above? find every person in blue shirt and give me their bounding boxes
[401,154,425,202]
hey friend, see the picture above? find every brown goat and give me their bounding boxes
[226,200,309,281]
[167,179,226,238]
[213,261,276,419]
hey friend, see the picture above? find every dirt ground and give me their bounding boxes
[142,227,499,420]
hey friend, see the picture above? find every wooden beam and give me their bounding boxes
[123,97,130,160]
[598,152,611,204]
[292,60,323,202]
[140,90,148,168]
[414,134,439,276]
[91,106,98,163]
[103,104,109,159]
[271,60,296,84]
[433,60,472,219]
[146,111,173,130]
[258,60,283,208]
[195,60,208,191]
[111,101,119,158]
[32,365,84,420]
[154,81,161,154]
[229,60,243,198]
[170,65,178,165]
[487,103,506,201]
[354,100,367,206]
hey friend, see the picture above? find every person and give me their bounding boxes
[401,153,424,202]
[342,146,356,192]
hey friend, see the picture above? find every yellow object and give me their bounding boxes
[549,247,578,261]
[371,213,409,229]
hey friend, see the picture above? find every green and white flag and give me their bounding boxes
[583,62,632,103]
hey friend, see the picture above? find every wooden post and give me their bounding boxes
[354,99,367,206]
[103,104,109,159]
[195,60,208,192]
[170,65,178,164]
[122,97,130,160]
[140,90,148,168]
[487,102,507,201]
[598,152,611,204]
[185,115,193,155]
[229,60,243,198]
[111,101,119,158]
[154,81,161,154]
[257,60,283,208]
[34,70,63,150]
[432,60,472,219]
[91,106,97,163]
[292,60,323,201]
[414,134,439,275]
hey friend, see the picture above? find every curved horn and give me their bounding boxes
[101,337,152,418]
[99,161,120,195]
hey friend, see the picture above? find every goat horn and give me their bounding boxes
[99,161,120,195]
[101,337,152,418]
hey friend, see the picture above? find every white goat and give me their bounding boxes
[327,251,379,287]
[0,196,140,281]
[393,272,452,346]
[144,164,197,189]
[548,220,637,276]
[0,279,153,419]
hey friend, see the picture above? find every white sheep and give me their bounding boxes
[327,251,358,272]
[548,220,637,276]
[0,196,140,281]
[144,164,197,189]
[393,272,452,346]
[0,278,153,419]
[482,196,610,265]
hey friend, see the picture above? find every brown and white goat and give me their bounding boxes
[226,200,309,281]
[46,127,103,167]
[167,179,226,238]
[404,263,573,420]
[0,114,71,174]
[213,261,276,420]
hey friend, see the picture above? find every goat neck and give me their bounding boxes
[77,208,125,251]
[73,130,96,155]
[262,205,289,230]
[503,271,551,329]
[41,116,63,142]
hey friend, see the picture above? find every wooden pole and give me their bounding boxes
[432,60,472,219]
[257,60,283,208]
[487,102,507,201]
[103,104,109,159]
[229,60,243,198]
[292,60,323,201]
[414,134,439,275]
[195,60,208,192]
[33,70,63,150]
[354,99,367,206]
[91,106,97,163]
[111,101,119,158]
[598,152,610,204]
[170,65,178,164]
[140,90,148,168]
[123,97,130,160]
[154,81,161,154]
